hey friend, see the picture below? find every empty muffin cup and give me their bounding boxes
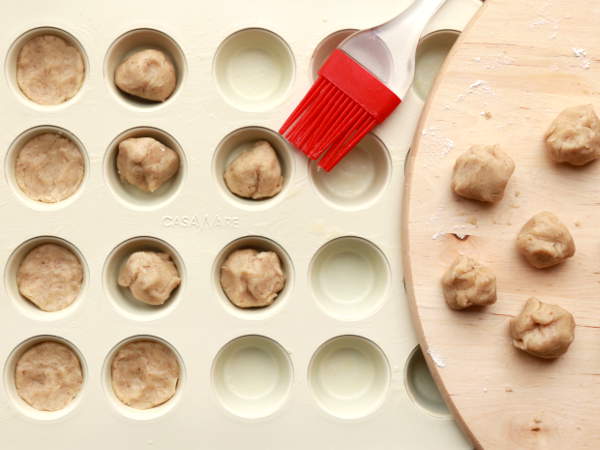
[309,134,391,210]
[103,335,184,420]
[213,28,295,112]
[5,236,87,320]
[308,336,390,419]
[104,127,186,210]
[6,27,88,108]
[4,335,86,420]
[104,28,186,107]
[310,237,390,321]
[6,126,88,209]
[414,30,459,100]
[405,346,450,416]
[213,127,293,209]
[103,237,185,321]
[212,335,293,419]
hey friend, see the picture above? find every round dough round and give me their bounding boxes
[15,132,85,203]
[220,248,286,308]
[224,140,283,199]
[114,49,176,102]
[545,104,600,166]
[441,255,496,310]
[17,243,83,312]
[117,251,181,305]
[15,341,83,411]
[510,297,575,359]
[17,34,85,105]
[111,340,180,409]
[516,211,575,269]
[451,144,515,203]
[117,137,180,192]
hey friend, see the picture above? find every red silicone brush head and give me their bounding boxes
[280,49,401,171]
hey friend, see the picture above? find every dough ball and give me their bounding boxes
[451,145,515,203]
[15,341,83,411]
[17,34,85,105]
[517,211,575,269]
[118,251,181,305]
[224,140,283,199]
[441,255,496,310]
[17,243,83,312]
[117,137,180,193]
[510,297,575,359]
[16,133,85,203]
[544,104,600,166]
[115,49,176,102]
[220,248,285,308]
[111,340,179,409]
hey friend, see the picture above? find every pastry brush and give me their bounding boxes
[280,0,446,171]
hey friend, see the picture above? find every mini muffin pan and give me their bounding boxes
[0,0,480,448]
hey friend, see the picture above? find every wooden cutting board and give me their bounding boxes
[403,0,600,448]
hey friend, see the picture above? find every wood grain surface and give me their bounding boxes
[403,0,600,448]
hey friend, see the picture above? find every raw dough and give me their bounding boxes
[517,211,575,269]
[451,145,515,203]
[545,104,600,166]
[220,248,285,308]
[117,137,180,192]
[17,34,84,105]
[510,297,575,359]
[111,340,179,409]
[114,49,176,102]
[17,243,83,312]
[15,341,83,411]
[16,133,84,203]
[441,255,496,310]
[224,140,283,199]
[118,251,181,305]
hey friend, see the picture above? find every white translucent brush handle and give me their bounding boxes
[340,0,447,97]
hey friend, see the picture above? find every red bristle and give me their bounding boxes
[280,77,326,134]
[308,100,358,159]
[306,93,352,158]
[293,84,338,148]
[301,89,346,151]
[286,81,332,143]
[320,115,377,171]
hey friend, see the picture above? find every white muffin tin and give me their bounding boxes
[0,0,480,448]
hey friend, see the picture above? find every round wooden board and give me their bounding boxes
[403,0,600,448]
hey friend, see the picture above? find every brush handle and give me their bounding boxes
[340,0,447,96]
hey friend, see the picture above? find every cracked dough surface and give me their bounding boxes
[15,132,84,203]
[115,49,176,102]
[441,255,496,310]
[220,248,286,308]
[224,140,283,199]
[118,251,181,305]
[17,34,84,105]
[17,243,83,312]
[111,340,179,409]
[117,137,180,192]
[15,341,83,411]
[510,297,575,359]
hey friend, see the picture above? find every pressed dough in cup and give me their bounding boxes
[16,243,83,312]
[16,34,84,105]
[110,340,180,409]
[220,248,286,309]
[15,341,83,411]
[15,132,84,203]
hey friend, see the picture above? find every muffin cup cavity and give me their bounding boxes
[405,345,451,417]
[3,335,86,420]
[310,29,358,80]
[308,335,390,420]
[414,30,459,101]
[213,236,293,320]
[104,127,187,210]
[213,126,293,210]
[213,28,295,112]
[104,28,186,109]
[211,335,293,419]
[103,237,185,321]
